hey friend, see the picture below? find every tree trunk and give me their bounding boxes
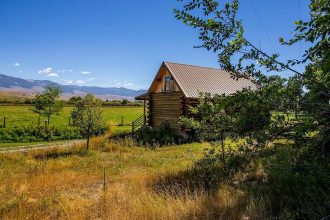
[86,134,90,151]
[220,131,225,162]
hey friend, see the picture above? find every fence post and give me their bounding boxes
[121,116,124,125]
[103,167,107,191]
[3,116,6,128]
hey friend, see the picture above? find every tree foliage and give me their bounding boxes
[71,94,104,150]
[176,2,329,217]
[30,86,64,125]
[175,0,329,154]
[68,96,83,105]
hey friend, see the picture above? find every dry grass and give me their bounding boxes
[0,138,270,220]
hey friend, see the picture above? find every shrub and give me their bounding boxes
[184,142,330,219]
[0,125,99,143]
[135,122,187,147]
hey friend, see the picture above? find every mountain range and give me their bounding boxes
[0,73,146,100]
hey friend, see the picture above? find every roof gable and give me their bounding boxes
[145,61,257,98]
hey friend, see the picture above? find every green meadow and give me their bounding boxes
[0,106,143,147]
[0,105,143,128]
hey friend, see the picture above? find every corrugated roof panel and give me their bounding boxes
[165,62,257,98]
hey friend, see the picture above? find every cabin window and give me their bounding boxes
[164,76,174,91]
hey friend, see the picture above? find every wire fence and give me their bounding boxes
[0,116,131,129]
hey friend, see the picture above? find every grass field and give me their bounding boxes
[0,136,327,219]
[0,139,219,219]
[0,105,143,147]
[0,105,143,128]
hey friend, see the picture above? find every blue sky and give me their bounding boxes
[0,0,310,90]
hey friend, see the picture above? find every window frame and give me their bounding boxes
[164,76,174,92]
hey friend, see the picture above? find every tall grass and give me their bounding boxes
[0,137,328,219]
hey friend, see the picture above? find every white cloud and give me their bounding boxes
[88,77,95,81]
[38,67,53,75]
[68,69,73,72]
[47,73,59,77]
[81,71,91,75]
[124,82,134,87]
[64,80,73,84]
[76,80,86,84]
[111,80,134,87]
[38,67,60,77]
[13,62,20,67]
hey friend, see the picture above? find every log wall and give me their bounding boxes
[148,92,184,130]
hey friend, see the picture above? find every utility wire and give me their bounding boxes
[249,0,276,53]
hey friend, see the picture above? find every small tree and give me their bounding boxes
[71,94,104,150]
[181,93,233,161]
[30,94,46,126]
[31,86,63,125]
[68,96,83,105]
[121,99,129,106]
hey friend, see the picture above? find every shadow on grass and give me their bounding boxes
[152,167,223,197]
[151,144,330,219]
[32,146,89,160]
[151,166,253,219]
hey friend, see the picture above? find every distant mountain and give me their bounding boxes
[0,73,146,100]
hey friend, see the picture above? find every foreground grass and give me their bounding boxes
[0,140,209,219]
[0,138,328,219]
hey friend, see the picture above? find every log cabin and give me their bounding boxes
[133,61,256,132]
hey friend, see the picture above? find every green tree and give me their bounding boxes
[181,93,233,161]
[175,2,330,218]
[283,76,304,120]
[175,0,329,154]
[121,99,129,106]
[68,96,83,105]
[30,94,46,125]
[31,86,63,125]
[71,94,104,150]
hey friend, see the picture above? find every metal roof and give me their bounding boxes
[135,92,148,100]
[164,62,257,98]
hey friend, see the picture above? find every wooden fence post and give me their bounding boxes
[3,116,6,128]
[103,168,107,191]
[121,116,124,125]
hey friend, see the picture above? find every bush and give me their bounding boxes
[135,122,187,147]
[184,142,330,219]
[0,126,89,143]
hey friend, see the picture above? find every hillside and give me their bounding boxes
[0,74,146,100]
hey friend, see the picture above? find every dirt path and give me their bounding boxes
[0,140,85,154]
